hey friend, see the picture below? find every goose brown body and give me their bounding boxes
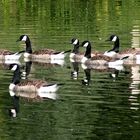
[13,79,48,92]
[17,35,70,60]
[9,64,60,100]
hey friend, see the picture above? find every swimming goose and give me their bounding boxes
[105,35,140,60]
[70,38,99,62]
[81,41,128,69]
[0,49,23,62]
[69,38,83,62]
[9,64,60,99]
[17,35,71,61]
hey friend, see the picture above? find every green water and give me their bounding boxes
[0,0,140,140]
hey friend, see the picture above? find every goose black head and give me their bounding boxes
[81,41,92,58]
[16,35,32,53]
[106,35,119,42]
[16,35,29,42]
[70,38,79,46]
[81,40,91,48]
[106,35,120,53]
[9,64,19,71]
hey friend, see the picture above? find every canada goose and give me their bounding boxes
[9,64,60,99]
[81,40,128,69]
[70,38,99,62]
[104,35,120,57]
[105,35,140,60]
[70,38,83,62]
[0,49,23,61]
[17,35,71,61]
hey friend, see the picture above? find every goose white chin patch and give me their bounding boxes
[11,65,18,71]
[83,42,89,47]
[9,83,16,91]
[22,35,27,41]
[73,39,78,45]
[112,36,117,42]
[11,109,17,117]
[9,90,16,96]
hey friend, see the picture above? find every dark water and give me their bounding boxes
[0,0,140,140]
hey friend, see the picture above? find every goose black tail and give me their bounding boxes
[121,56,129,60]
[17,50,25,54]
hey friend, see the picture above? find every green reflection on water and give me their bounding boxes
[0,0,140,140]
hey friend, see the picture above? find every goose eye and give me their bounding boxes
[83,42,89,47]
[22,35,27,41]
[112,36,117,42]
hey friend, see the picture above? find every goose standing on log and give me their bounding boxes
[16,35,71,62]
[9,64,60,100]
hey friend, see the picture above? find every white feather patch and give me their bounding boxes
[112,36,117,42]
[104,51,116,57]
[11,65,18,71]
[81,63,87,69]
[9,90,16,96]
[9,83,16,90]
[5,53,22,60]
[38,84,59,93]
[83,42,89,47]
[24,52,30,58]
[11,109,17,117]
[81,56,88,63]
[73,39,78,45]
[69,53,75,58]
[22,35,27,41]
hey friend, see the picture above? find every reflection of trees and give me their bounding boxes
[1,0,140,50]
[0,0,140,139]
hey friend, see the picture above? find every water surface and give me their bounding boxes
[0,1,140,140]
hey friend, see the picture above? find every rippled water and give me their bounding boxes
[0,0,140,140]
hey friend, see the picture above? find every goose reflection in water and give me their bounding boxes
[8,91,57,118]
[9,95,19,118]
[0,59,21,70]
[129,65,140,110]
[71,62,79,80]
[81,61,124,81]
[82,68,91,86]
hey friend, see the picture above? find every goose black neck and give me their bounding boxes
[12,66,21,85]
[12,95,20,113]
[109,38,120,53]
[72,44,80,54]
[25,61,32,77]
[25,38,32,53]
[84,44,91,58]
